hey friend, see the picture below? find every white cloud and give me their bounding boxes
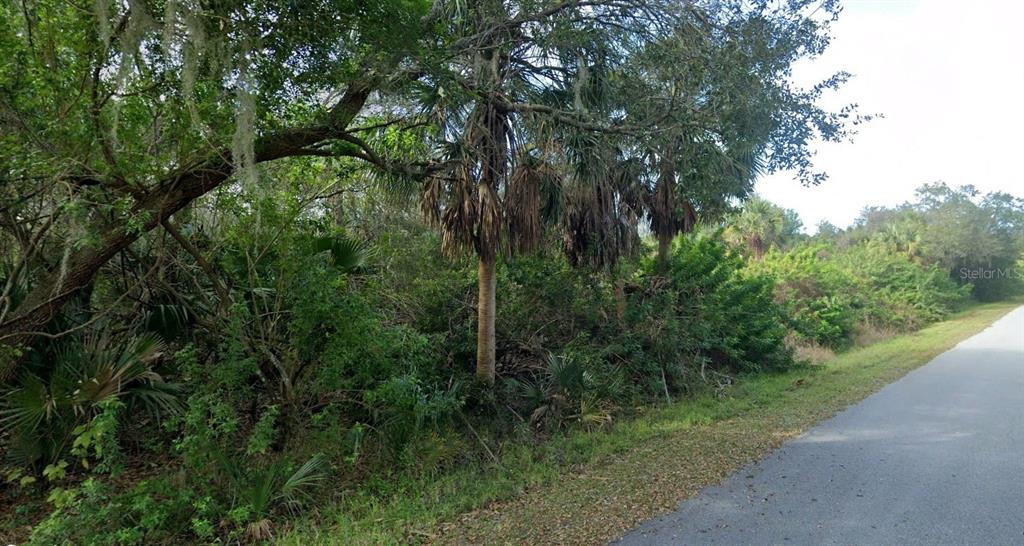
[756,0,1024,232]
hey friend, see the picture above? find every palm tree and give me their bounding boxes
[420,1,672,384]
[648,135,765,268]
[422,115,509,384]
[423,146,563,384]
[725,197,785,260]
[872,220,923,261]
[650,150,697,268]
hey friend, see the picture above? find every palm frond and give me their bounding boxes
[279,454,327,513]
[311,232,371,274]
[76,333,166,406]
[0,375,52,434]
[505,156,561,255]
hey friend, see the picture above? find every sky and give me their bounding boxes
[755,0,1024,232]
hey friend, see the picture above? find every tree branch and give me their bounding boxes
[0,78,377,377]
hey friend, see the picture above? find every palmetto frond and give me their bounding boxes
[0,374,60,434]
[229,453,328,521]
[547,353,593,399]
[72,332,167,406]
[561,136,641,268]
[724,196,788,259]
[280,453,328,512]
[1,332,183,467]
[422,143,485,259]
[311,232,371,274]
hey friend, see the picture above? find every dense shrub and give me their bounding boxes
[749,243,970,348]
[0,333,179,473]
[748,245,863,347]
[28,478,196,546]
[632,235,793,380]
[834,245,970,329]
[962,254,1024,302]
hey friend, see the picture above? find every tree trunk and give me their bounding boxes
[475,255,497,385]
[614,275,627,325]
[656,232,672,271]
[751,235,765,260]
[652,152,677,272]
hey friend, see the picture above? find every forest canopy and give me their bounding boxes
[0,0,858,378]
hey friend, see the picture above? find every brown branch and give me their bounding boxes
[449,1,632,51]
[0,260,160,342]
[0,211,59,325]
[161,218,231,308]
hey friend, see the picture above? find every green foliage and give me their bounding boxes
[507,352,616,431]
[722,196,806,258]
[2,192,1014,543]
[750,241,971,348]
[363,375,464,453]
[842,183,1024,302]
[0,334,180,470]
[218,453,328,522]
[3,178,1016,543]
[309,232,371,274]
[28,477,195,546]
[749,245,862,346]
[834,245,970,329]
[246,405,281,457]
[24,461,325,546]
[637,234,793,377]
[70,399,124,473]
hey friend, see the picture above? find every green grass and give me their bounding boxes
[279,300,1021,545]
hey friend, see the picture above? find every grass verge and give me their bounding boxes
[280,300,1021,546]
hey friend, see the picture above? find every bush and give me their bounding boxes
[0,333,181,472]
[747,245,862,347]
[28,478,196,545]
[749,242,971,348]
[834,245,969,329]
[631,234,794,383]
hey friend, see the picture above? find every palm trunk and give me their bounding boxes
[656,232,672,271]
[653,152,676,272]
[751,236,765,260]
[610,264,627,324]
[614,276,627,325]
[476,254,497,384]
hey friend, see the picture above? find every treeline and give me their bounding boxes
[0,0,1020,543]
[729,184,1023,354]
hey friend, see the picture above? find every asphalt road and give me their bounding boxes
[614,305,1024,546]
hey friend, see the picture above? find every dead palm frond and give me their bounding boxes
[505,155,561,255]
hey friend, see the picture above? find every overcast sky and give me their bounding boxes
[755,0,1024,232]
